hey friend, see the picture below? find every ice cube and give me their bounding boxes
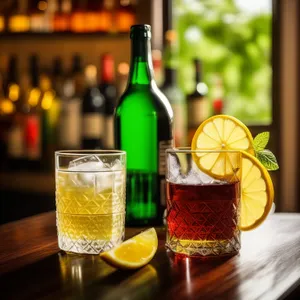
[111,159,123,171]
[185,162,216,185]
[69,155,104,171]
[168,154,181,183]
[68,155,105,187]
[68,155,125,194]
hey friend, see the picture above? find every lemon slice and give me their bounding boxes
[191,115,254,179]
[100,228,158,270]
[239,151,274,230]
[192,114,254,153]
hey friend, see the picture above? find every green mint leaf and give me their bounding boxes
[253,132,270,152]
[256,149,279,171]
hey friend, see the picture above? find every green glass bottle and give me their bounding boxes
[115,24,173,226]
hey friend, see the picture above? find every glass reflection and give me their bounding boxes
[58,252,116,292]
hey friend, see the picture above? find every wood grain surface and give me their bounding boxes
[0,212,300,300]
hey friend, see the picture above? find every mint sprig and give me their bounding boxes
[256,150,279,171]
[253,132,270,152]
[252,131,279,171]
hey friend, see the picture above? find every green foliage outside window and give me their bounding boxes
[174,0,272,124]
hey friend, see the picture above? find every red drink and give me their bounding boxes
[166,181,240,257]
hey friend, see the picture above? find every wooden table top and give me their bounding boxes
[0,212,300,300]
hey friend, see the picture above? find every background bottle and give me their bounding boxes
[70,0,86,33]
[161,30,186,147]
[187,59,209,145]
[58,59,81,150]
[115,0,136,33]
[40,71,61,170]
[152,49,163,87]
[53,0,71,32]
[6,55,26,169]
[99,53,117,149]
[71,54,85,96]
[8,0,30,33]
[212,75,224,115]
[24,55,42,169]
[81,65,105,149]
[115,24,173,226]
[0,3,5,33]
[52,56,64,98]
[116,62,129,97]
[30,0,47,32]
[98,0,114,33]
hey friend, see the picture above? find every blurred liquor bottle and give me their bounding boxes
[30,0,48,32]
[116,62,129,97]
[53,0,72,32]
[85,0,99,32]
[8,0,30,32]
[71,54,85,96]
[0,1,6,33]
[0,74,8,169]
[40,71,61,170]
[46,0,59,32]
[152,50,163,88]
[58,55,82,150]
[187,59,208,145]
[115,0,136,33]
[52,56,64,98]
[24,55,42,169]
[4,56,20,114]
[70,0,86,32]
[6,55,25,169]
[81,65,105,149]
[0,57,15,116]
[212,75,224,115]
[161,30,186,147]
[99,53,117,149]
[85,0,113,33]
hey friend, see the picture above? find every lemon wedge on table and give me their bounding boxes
[191,114,274,231]
[100,228,158,270]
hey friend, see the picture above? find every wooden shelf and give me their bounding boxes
[0,32,128,40]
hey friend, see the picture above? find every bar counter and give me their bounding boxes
[0,212,300,299]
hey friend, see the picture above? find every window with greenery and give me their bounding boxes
[174,0,272,124]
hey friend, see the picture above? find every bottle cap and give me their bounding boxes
[130,24,151,40]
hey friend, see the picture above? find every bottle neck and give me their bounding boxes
[164,68,177,86]
[194,61,202,83]
[128,38,154,86]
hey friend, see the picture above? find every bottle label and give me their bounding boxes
[160,178,166,206]
[25,115,41,160]
[159,140,173,176]
[105,115,114,149]
[7,125,24,158]
[59,99,81,148]
[82,113,104,139]
[188,97,209,127]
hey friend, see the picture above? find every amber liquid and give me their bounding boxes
[166,181,240,256]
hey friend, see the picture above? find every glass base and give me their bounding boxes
[56,212,125,254]
[58,235,124,254]
[166,233,240,258]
